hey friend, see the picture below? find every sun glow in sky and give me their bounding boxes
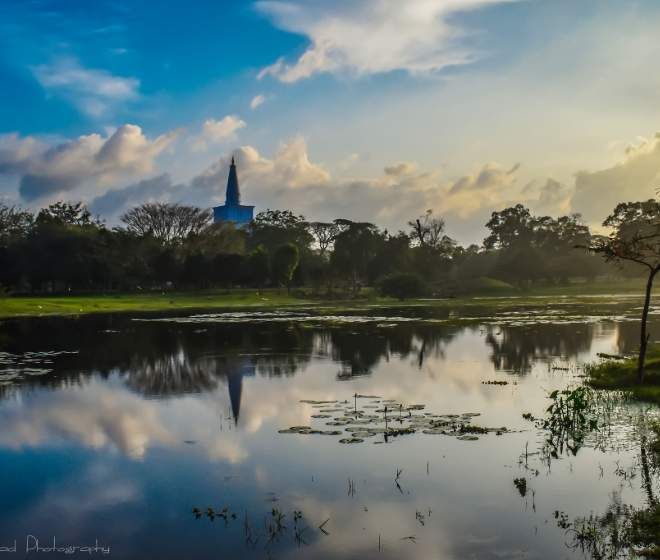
[2,0,660,243]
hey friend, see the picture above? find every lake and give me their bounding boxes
[0,296,658,559]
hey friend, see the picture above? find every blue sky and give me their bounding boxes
[2,0,660,242]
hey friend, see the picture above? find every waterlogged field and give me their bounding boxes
[0,297,658,559]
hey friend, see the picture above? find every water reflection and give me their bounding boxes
[0,307,657,559]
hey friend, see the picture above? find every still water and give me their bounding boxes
[0,297,658,559]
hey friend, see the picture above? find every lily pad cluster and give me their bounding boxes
[277,395,508,444]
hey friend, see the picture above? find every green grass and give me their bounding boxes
[586,350,660,405]
[0,278,652,319]
[0,290,315,319]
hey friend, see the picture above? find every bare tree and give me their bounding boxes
[409,209,446,248]
[588,200,660,382]
[121,203,212,245]
[309,221,341,257]
[408,209,456,255]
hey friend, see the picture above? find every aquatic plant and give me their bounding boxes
[513,477,527,497]
[541,386,599,457]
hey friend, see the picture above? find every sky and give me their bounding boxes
[1,0,660,244]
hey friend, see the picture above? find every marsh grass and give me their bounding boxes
[587,349,660,405]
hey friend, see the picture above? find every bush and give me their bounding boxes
[378,272,426,300]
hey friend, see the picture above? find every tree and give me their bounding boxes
[272,243,299,294]
[121,203,211,245]
[379,272,426,300]
[36,201,101,227]
[184,221,245,257]
[249,210,312,253]
[245,245,270,290]
[483,204,533,249]
[331,221,384,293]
[309,221,341,257]
[588,200,660,382]
[409,210,448,250]
[0,203,33,246]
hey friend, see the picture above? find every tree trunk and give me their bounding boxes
[638,267,658,383]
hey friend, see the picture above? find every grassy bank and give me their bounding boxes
[0,279,651,319]
[586,350,660,405]
[0,290,315,319]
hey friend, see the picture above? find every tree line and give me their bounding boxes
[0,199,651,296]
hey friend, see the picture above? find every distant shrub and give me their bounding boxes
[467,276,515,292]
[378,272,426,300]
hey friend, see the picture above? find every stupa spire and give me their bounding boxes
[225,156,240,206]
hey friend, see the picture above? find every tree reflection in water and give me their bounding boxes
[1,312,658,428]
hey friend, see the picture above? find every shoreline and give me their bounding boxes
[0,281,651,320]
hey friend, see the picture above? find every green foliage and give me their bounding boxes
[0,198,649,297]
[272,243,300,292]
[378,272,426,300]
[249,210,312,254]
[587,351,660,404]
[36,201,101,227]
[541,386,599,457]
[0,203,33,246]
[331,221,384,292]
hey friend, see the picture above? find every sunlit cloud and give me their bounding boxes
[571,132,660,224]
[256,0,519,82]
[0,125,179,202]
[189,115,247,152]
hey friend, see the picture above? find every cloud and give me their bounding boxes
[192,136,330,195]
[570,133,660,224]
[32,56,139,117]
[0,133,43,174]
[90,174,180,219]
[190,115,246,152]
[250,94,266,110]
[256,0,517,82]
[23,129,563,245]
[190,138,523,242]
[0,124,178,201]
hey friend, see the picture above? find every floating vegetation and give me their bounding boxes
[482,380,511,385]
[0,349,78,385]
[278,395,510,444]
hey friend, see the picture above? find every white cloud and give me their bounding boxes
[256,0,517,82]
[190,115,246,152]
[192,136,330,195]
[32,56,139,117]
[190,138,525,242]
[571,133,660,224]
[250,94,266,110]
[0,124,178,201]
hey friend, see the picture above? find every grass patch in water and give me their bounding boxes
[586,349,660,405]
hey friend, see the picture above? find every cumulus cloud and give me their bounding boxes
[256,0,517,82]
[571,133,660,224]
[32,56,139,117]
[250,94,266,110]
[189,138,523,242]
[192,136,330,196]
[0,125,178,201]
[59,132,554,244]
[190,115,246,152]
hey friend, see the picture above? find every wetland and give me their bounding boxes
[0,295,658,559]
